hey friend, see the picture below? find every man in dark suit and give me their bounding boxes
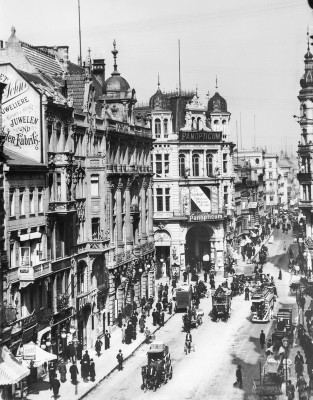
[152,309,157,326]
[259,330,266,349]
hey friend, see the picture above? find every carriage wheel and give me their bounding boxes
[169,367,173,379]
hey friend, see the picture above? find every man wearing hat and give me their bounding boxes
[235,365,242,388]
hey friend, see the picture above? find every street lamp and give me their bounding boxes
[61,328,67,360]
[72,337,79,395]
[282,336,290,394]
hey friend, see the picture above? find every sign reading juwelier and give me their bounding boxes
[0,64,41,162]
[179,131,222,142]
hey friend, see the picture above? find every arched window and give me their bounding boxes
[206,154,213,176]
[179,154,186,177]
[197,117,202,130]
[163,119,168,138]
[192,154,200,176]
[77,262,86,294]
[155,118,161,138]
[192,117,197,130]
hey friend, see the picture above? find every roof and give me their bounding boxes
[0,346,30,385]
[21,42,63,76]
[4,149,46,169]
[207,92,228,113]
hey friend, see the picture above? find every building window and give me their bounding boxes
[284,172,288,178]
[38,188,43,213]
[92,218,100,240]
[155,118,161,138]
[224,186,228,205]
[269,172,273,179]
[192,154,200,176]
[269,196,274,202]
[56,174,61,201]
[156,188,170,211]
[223,154,228,174]
[179,155,186,177]
[206,154,213,176]
[9,190,15,216]
[19,189,25,216]
[91,175,99,197]
[163,119,168,138]
[155,154,170,177]
[255,158,259,164]
[29,189,34,214]
[10,243,16,268]
[20,246,30,266]
[269,162,272,168]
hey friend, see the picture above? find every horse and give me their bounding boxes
[141,366,148,391]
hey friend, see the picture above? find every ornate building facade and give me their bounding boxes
[0,28,154,355]
[135,83,235,276]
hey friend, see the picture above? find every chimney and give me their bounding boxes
[92,59,105,85]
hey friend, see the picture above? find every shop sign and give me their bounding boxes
[0,64,41,162]
[179,131,222,142]
[23,343,36,360]
[22,312,38,329]
[49,308,72,326]
[77,289,97,312]
[189,212,224,222]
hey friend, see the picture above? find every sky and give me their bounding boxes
[0,0,312,154]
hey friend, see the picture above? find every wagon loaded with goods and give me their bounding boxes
[253,357,283,400]
[211,286,232,322]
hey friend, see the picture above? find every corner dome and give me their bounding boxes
[207,92,228,113]
[149,88,168,110]
[102,74,130,93]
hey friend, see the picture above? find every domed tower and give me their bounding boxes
[148,75,172,140]
[102,40,136,123]
[207,78,231,140]
[297,31,313,238]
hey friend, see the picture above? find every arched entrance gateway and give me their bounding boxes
[185,225,215,271]
[154,229,171,279]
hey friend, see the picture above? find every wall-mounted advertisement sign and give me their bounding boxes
[0,65,41,162]
[190,187,211,212]
[179,131,222,142]
[189,212,224,222]
[23,343,36,360]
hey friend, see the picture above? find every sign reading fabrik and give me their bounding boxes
[0,65,41,162]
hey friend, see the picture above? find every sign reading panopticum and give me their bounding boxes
[0,65,41,162]
[179,131,222,141]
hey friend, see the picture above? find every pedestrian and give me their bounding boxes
[140,296,146,312]
[296,374,307,398]
[234,365,243,389]
[95,338,103,357]
[58,359,67,383]
[144,327,151,344]
[121,324,126,343]
[267,338,272,349]
[156,301,162,313]
[82,350,90,364]
[152,309,157,326]
[160,311,165,326]
[145,301,151,317]
[295,351,305,379]
[168,300,173,315]
[139,315,146,333]
[162,297,167,311]
[204,271,207,283]
[76,341,83,361]
[89,358,96,382]
[117,350,124,371]
[69,362,78,384]
[118,310,123,328]
[50,377,61,399]
[81,360,89,382]
[278,268,282,280]
[164,283,169,294]
[286,379,295,400]
[244,286,250,301]
[259,330,266,349]
[67,341,75,363]
[105,330,111,349]
[48,361,56,383]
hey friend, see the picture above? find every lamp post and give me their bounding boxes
[72,337,79,395]
[282,336,289,394]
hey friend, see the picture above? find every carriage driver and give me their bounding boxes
[186,331,192,343]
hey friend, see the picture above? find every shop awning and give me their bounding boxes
[36,327,51,345]
[17,341,57,368]
[0,346,30,385]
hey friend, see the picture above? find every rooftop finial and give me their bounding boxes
[11,26,16,35]
[112,39,119,74]
[87,46,91,66]
[157,73,160,89]
[216,75,218,91]
[196,84,198,97]
[307,27,310,52]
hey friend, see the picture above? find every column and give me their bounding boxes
[148,179,154,241]
[107,181,114,242]
[125,178,133,251]
[116,178,124,250]
[300,185,303,201]
[141,178,147,242]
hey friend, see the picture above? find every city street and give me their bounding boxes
[85,230,297,400]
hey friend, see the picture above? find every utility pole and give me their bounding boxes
[178,39,181,96]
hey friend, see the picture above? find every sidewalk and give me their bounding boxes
[26,284,175,400]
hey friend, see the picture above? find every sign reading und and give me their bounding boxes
[0,65,41,162]
[179,131,222,142]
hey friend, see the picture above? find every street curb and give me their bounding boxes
[78,312,176,399]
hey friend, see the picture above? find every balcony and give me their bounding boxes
[33,262,52,279]
[106,164,152,174]
[56,294,70,312]
[299,200,313,209]
[297,172,313,182]
[75,236,110,255]
[48,151,74,168]
[107,118,152,138]
[18,266,34,281]
[48,201,76,214]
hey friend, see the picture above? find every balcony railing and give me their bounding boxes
[299,200,313,208]
[18,266,34,281]
[130,205,140,213]
[297,172,313,181]
[48,201,76,213]
[56,295,70,312]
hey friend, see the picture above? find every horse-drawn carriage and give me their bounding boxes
[211,286,232,322]
[182,308,204,331]
[141,341,173,392]
[253,357,283,400]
